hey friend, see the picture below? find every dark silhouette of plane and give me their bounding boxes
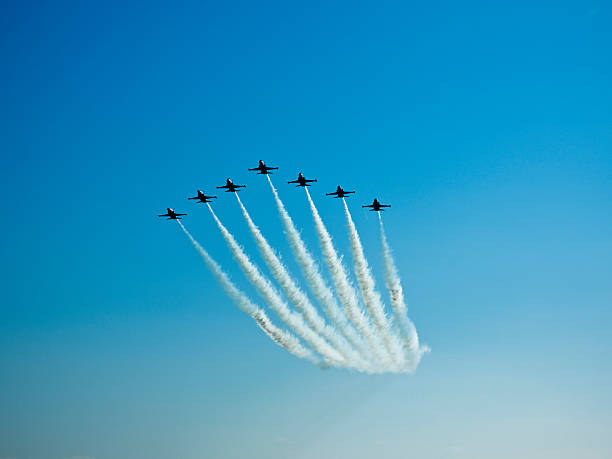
[248,160,278,175]
[188,190,217,203]
[362,198,391,211]
[288,173,317,187]
[158,208,187,220]
[326,185,355,198]
[216,178,246,193]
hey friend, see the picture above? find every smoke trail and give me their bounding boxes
[205,203,347,367]
[304,188,392,367]
[266,176,376,368]
[378,213,428,370]
[341,199,405,366]
[176,220,319,364]
[234,193,371,371]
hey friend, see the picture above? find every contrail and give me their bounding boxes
[235,190,371,372]
[378,213,428,370]
[304,188,392,367]
[342,199,405,366]
[206,203,347,367]
[176,220,319,365]
[266,176,376,368]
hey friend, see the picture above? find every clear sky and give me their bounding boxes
[1,1,611,458]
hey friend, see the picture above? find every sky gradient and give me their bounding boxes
[1,1,611,458]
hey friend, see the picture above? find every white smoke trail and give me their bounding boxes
[341,199,405,367]
[304,188,392,367]
[234,193,371,371]
[205,203,347,367]
[266,176,376,368]
[176,220,319,364]
[378,213,428,370]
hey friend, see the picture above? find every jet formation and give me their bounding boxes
[158,161,391,219]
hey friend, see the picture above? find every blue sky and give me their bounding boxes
[1,1,611,458]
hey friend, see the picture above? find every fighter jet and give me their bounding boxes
[362,198,391,211]
[188,190,217,203]
[216,178,246,193]
[326,185,355,198]
[157,208,187,220]
[288,173,317,187]
[248,160,278,175]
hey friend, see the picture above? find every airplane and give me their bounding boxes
[248,160,278,175]
[287,173,317,187]
[216,178,246,193]
[326,185,355,198]
[362,198,391,211]
[157,208,187,220]
[188,190,217,203]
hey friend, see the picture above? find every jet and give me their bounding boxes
[188,190,217,203]
[248,160,278,175]
[326,185,355,198]
[362,198,391,211]
[157,208,187,220]
[287,173,317,187]
[216,178,246,193]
